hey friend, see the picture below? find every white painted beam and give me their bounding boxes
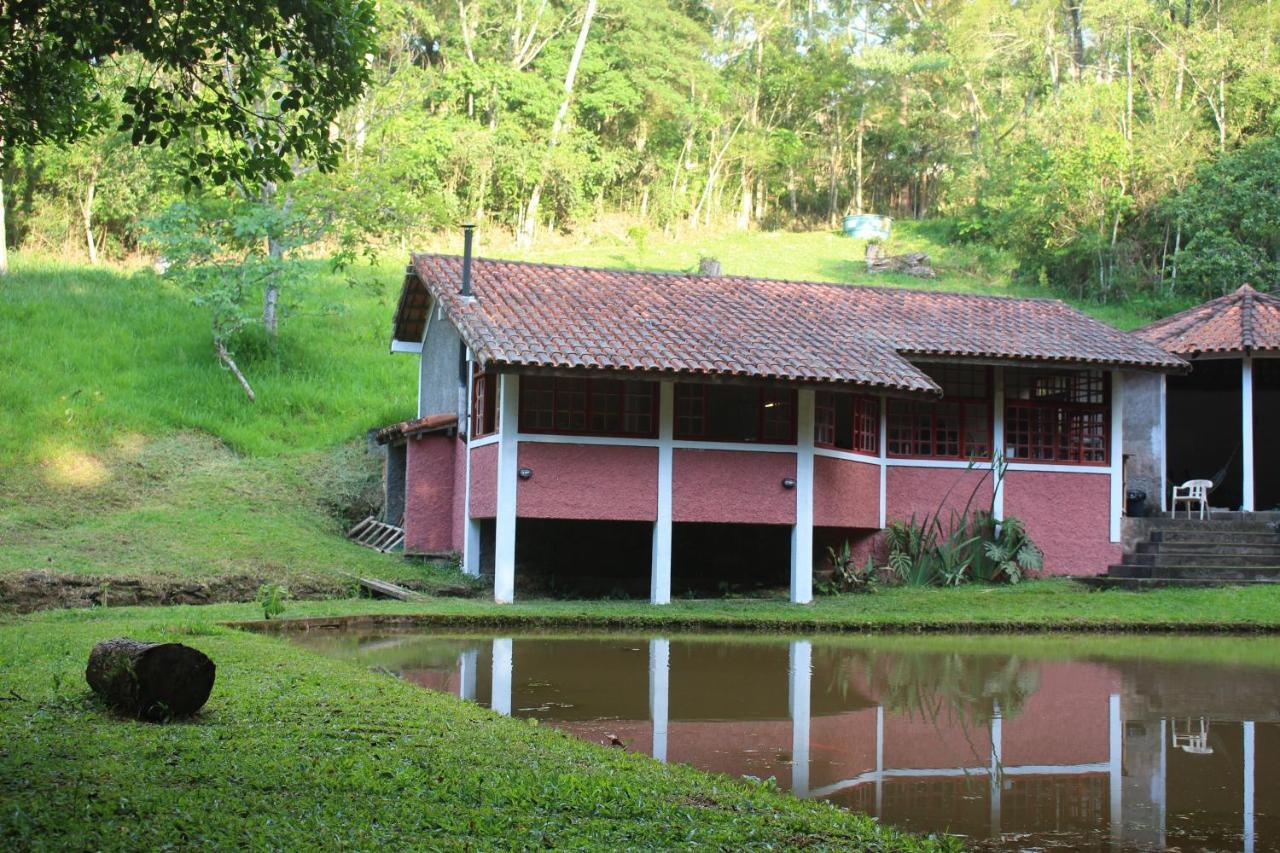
[391,339,424,354]
[992,368,1006,521]
[649,638,670,762]
[1110,372,1124,543]
[651,383,674,605]
[878,394,888,529]
[1243,356,1255,512]
[791,390,815,604]
[789,640,812,797]
[494,374,520,603]
[462,352,481,577]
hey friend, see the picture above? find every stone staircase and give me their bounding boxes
[1081,511,1280,590]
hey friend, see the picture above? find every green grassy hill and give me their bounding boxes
[0,224,1186,606]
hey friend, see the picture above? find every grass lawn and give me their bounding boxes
[0,606,954,851]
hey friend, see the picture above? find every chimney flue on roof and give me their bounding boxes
[460,224,476,297]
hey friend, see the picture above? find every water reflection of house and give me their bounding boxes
[382,637,1277,850]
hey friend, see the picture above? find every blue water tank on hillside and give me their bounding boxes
[842,214,892,240]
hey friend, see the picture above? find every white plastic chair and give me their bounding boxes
[1172,479,1213,519]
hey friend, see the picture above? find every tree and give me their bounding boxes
[0,0,376,273]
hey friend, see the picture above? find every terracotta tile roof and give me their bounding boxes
[1136,284,1280,356]
[394,254,1184,394]
[374,412,458,445]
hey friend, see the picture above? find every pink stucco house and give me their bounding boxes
[377,233,1183,603]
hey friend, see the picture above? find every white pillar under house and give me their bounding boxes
[1242,356,1255,512]
[791,389,816,605]
[462,350,482,577]
[494,373,520,603]
[789,640,812,797]
[491,637,513,716]
[649,638,670,762]
[1110,372,1125,543]
[992,367,1006,520]
[877,393,888,529]
[651,382,675,605]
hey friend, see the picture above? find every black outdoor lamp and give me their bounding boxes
[518,467,534,480]
[781,477,796,489]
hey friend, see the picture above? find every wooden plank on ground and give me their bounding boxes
[358,577,424,601]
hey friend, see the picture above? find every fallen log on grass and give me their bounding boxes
[85,638,216,721]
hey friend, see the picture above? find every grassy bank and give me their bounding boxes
[0,608,952,851]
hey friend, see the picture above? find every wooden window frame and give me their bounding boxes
[1003,369,1110,465]
[518,375,659,439]
[815,391,880,455]
[673,383,798,445]
[471,365,498,439]
[886,367,993,461]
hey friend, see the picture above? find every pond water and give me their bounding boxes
[291,629,1280,851]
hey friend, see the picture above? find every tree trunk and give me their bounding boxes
[86,637,216,721]
[0,174,7,277]
[216,336,257,402]
[855,105,865,215]
[519,0,596,247]
[82,171,98,264]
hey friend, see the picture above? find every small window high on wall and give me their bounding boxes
[815,392,879,454]
[471,366,498,438]
[519,375,658,437]
[887,365,992,460]
[1005,368,1109,464]
[674,383,796,444]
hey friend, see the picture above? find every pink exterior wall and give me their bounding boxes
[404,434,458,554]
[813,455,879,528]
[1004,469,1119,575]
[450,439,468,551]
[468,442,498,519]
[885,466,994,526]
[672,448,796,525]
[517,442,658,521]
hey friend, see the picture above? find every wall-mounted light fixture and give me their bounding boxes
[781,477,796,489]
[518,467,534,480]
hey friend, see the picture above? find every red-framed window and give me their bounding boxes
[519,375,658,438]
[673,383,797,444]
[1004,368,1109,464]
[471,365,498,438]
[815,391,880,454]
[887,365,992,460]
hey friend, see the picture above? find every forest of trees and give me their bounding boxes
[3,0,1279,304]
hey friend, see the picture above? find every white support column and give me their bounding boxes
[1110,372,1124,543]
[462,351,482,577]
[992,367,1006,521]
[1160,374,1169,514]
[651,382,675,605]
[1109,693,1123,845]
[458,648,478,701]
[791,390,816,604]
[878,393,888,529]
[1244,720,1256,853]
[874,705,885,816]
[649,638,670,762]
[494,373,520,603]
[1243,356,1255,512]
[789,640,812,797]
[491,637,513,716]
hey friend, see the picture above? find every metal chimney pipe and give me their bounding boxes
[460,224,476,297]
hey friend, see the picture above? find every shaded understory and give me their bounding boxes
[0,608,952,851]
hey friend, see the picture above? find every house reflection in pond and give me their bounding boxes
[370,636,1277,850]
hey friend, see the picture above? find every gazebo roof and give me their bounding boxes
[1136,284,1280,356]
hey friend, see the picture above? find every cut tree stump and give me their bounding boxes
[865,243,935,278]
[85,638,216,721]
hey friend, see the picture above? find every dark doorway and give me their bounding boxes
[1256,358,1280,511]
[514,518,653,598]
[1167,360,1243,509]
[671,522,791,596]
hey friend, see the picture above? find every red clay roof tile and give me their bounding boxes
[394,254,1184,393]
[1136,284,1280,356]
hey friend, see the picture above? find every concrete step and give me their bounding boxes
[1148,511,1280,522]
[1124,552,1280,568]
[1135,541,1280,557]
[1152,528,1280,542]
[1108,563,1280,579]
[1078,576,1280,591]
